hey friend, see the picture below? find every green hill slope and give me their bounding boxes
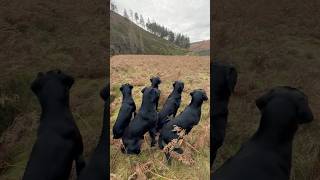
[110,11,188,55]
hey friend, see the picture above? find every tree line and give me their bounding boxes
[110,1,190,49]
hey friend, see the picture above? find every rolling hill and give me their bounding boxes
[110,11,188,55]
[190,40,210,56]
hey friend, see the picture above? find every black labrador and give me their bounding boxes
[157,80,184,132]
[78,85,109,180]
[121,87,159,154]
[23,70,85,180]
[150,76,161,110]
[113,83,136,139]
[212,86,313,180]
[159,89,208,162]
[211,62,237,166]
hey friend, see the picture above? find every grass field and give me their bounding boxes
[110,55,210,180]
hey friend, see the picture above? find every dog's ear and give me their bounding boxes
[141,87,146,93]
[203,93,208,101]
[62,75,74,88]
[226,66,237,94]
[190,91,194,96]
[256,90,273,111]
[296,97,314,124]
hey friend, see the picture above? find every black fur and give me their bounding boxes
[159,89,208,163]
[212,86,313,180]
[157,81,184,132]
[211,62,237,166]
[78,85,109,180]
[112,83,136,139]
[23,70,85,180]
[121,87,160,154]
[150,76,161,110]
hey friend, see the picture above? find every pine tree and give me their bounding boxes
[134,12,139,23]
[139,15,145,27]
[123,9,129,19]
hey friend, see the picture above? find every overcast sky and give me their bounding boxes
[113,0,210,43]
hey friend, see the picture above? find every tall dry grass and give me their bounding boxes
[110,55,210,179]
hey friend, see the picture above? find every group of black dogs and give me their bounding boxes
[112,76,208,163]
[18,65,314,179]
[211,62,314,179]
[22,70,107,180]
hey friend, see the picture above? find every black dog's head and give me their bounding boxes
[121,138,141,154]
[256,86,313,124]
[120,83,133,96]
[150,76,161,88]
[190,89,208,104]
[141,87,160,105]
[31,70,74,103]
[212,62,237,97]
[173,81,184,93]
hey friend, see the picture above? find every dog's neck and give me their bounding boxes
[169,88,182,98]
[253,99,298,145]
[39,96,71,118]
[122,92,134,103]
[189,98,204,109]
[251,98,298,169]
[151,84,159,89]
[140,98,156,112]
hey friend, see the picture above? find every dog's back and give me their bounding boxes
[211,62,237,166]
[213,87,314,179]
[113,84,136,139]
[159,89,207,147]
[23,70,84,180]
[157,81,184,131]
[122,87,159,154]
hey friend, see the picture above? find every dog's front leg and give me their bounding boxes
[148,127,157,147]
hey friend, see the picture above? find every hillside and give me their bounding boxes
[110,11,188,55]
[0,0,107,179]
[212,0,320,179]
[190,40,210,56]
